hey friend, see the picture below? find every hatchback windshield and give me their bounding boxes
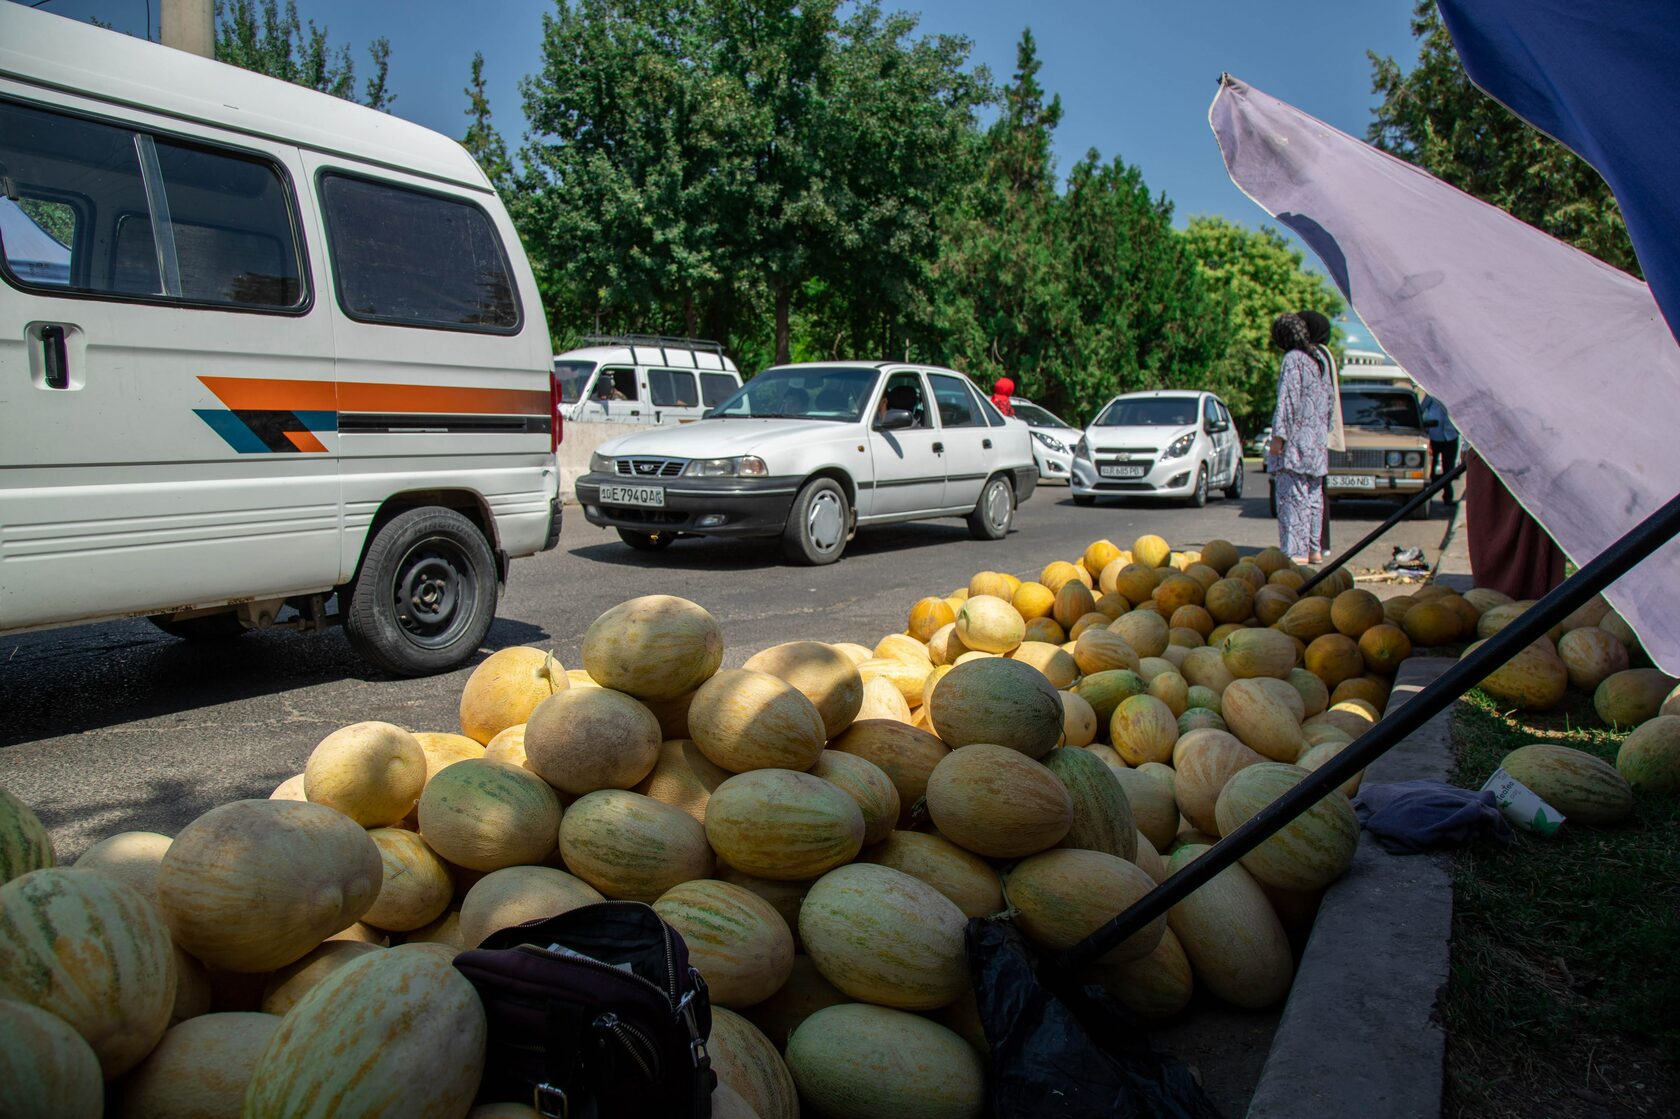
[553,359,595,404]
[1341,390,1422,431]
[709,367,879,422]
[1012,402,1073,429]
[1094,397,1198,426]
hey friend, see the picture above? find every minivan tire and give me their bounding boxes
[783,478,849,565]
[618,528,675,551]
[345,506,498,676]
[967,475,1015,540]
[149,611,246,641]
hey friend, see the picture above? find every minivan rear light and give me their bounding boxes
[550,375,564,449]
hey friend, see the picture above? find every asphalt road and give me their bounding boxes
[1,464,1450,857]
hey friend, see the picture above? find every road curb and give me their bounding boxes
[1243,656,1457,1119]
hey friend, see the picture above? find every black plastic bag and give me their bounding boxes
[968,918,1223,1119]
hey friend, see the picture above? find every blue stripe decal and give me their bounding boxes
[294,410,338,432]
[194,409,269,454]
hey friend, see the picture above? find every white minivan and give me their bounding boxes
[0,7,561,675]
[555,335,741,424]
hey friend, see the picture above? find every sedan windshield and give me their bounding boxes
[1012,402,1074,429]
[1341,390,1422,431]
[709,367,879,422]
[1094,397,1198,426]
[553,359,594,404]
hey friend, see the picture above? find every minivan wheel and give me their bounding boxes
[1186,464,1209,509]
[148,611,246,641]
[783,478,849,565]
[618,528,675,551]
[968,474,1015,540]
[1223,461,1245,500]
[345,507,498,676]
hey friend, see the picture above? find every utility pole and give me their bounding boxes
[160,0,214,59]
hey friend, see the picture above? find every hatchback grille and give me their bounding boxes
[1096,446,1156,455]
[615,457,686,478]
[1330,449,1386,469]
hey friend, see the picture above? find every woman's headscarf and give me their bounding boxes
[1271,312,1315,356]
[1297,309,1344,450]
[991,377,1015,417]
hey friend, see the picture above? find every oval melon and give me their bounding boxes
[1594,668,1679,728]
[1277,597,1335,642]
[1470,638,1568,711]
[458,865,603,949]
[688,668,829,775]
[1463,587,1514,614]
[1171,604,1215,638]
[829,720,949,817]
[1214,763,1359,890]
[1221,679,1304,763]
[0,997,102,1118]
[1180,646,1236,694]
[524,687,662,795]
[704,770,863,881]
[1253,585,1299,627]
[907,598,957,643]
[954,594,1026,654]
[1060,690,1099,747]
[1009,640,1080,688]
[859,657,936,706]
[362,828,452,932]
[633,738,731,824]
[1109,694,1178,766]
[1053,579,1098,631]
[654,879,794,1009]
[1204,579,1255,625]
[260,940,382,1016]
[1111,611,1169,658]
[418,759,562,872]
[1152,574,1204,615]
[581,595,723,701]
[0,792,54,885]
[561,790,713,899]
[1004,848,1163,963]
[799,863,967,1010]
[304,721,427,828]
[483,724,530,771]
[1556,627,1630,692]
[1043,747,1137,860]
[1084,539,1124,577]
[72,831,170,903]
[1600,612,1639,649]
[160,799,381,973]
[1559,593,1611,632]
[122,1011,279,1118]
[1012,581,1056,621]
[1148,670,1191,717]
[1474,601,1527,639]
[1165,846,1293,1009]
[1285,667,1330,719]
[925,744,1072,858]
[787,1004,983,1119]
[1616,715,1680,793]
[1297,738,1365,797]
[1330,589,1383,638]
[1226,560,1266,592]
[1221,628,1296,680]
[1402,601,1463,647]
[413,733,488,785]
[1500,744,1633,825]
[1086,925,1193,1020]
[809,751,901,845]
[1132,534,1171,569]
[927,656,1063,758]
[1172,729,1265,835]
[856,676,914,723]
[742,641,865,739]
[971,570,1018,599]
[458,647,566,745]
[1023,616,1067,645]
[243,950,485,1119]
[1112,562,1162,606]
[1109,764,1178,854]
[709,1007,799,1119]
[1072,668,1147,723]
[874,633,934,667]
[860,830,1002,918]
[741,953,848,1051]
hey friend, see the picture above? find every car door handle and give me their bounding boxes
[41,325,69,390]
[932,442,944,453]
[982,438,992,449]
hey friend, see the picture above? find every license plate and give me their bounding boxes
[1328,474,1376,489]
[599,484,666,507]
[1100,464,1147,479]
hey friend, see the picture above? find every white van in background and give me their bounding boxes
[0,6,561,675]
[555,335,742,424]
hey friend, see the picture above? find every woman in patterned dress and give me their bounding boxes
[1265,313,1335,563]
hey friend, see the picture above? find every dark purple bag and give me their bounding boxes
[453,900,714,1119]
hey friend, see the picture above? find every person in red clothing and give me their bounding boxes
[991,377,1016,416]
[1464,448,1566,600]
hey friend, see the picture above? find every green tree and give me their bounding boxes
[215,0,394,111]
[462,52,513,189]
[1368,0,1636,275]
[1181,216,1344,426]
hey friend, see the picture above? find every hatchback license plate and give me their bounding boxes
[1328,474,1376,489]
[1100,464,1146,479]
[599,484,666,507]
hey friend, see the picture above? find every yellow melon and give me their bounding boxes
[736,641,863,741]
[0,996,103,1118]
[1005,849,1163,963]
[856,675,914,723]
[968,570,1015,599]
[565,668,602,689]
[1035,562,1082,595]
[1083,539,1124,578]
[1052,579,1097,631]
[71,831,171,904]
[1403,600,1463,647]
[655,879,794,1009]
[799,863,967,1010]
[710,1007,799,1119]
[1109,695,1179,766]
[1131,534,1171,569]
[954,594,1026,654]
[260,940,382,1016]
[927,622,967,665]
[1069,627,1136,678]
[361,828,452,933]
[1153,574,1205,615]
[1180,646,1236,694]
[1304,633,1364,690]
[925,744,1071,858]
[1297,738,1366,797]
[1011,581,1056,622]
[1148,670,1190,717]
[634,738,732,824]
[1060,690,1099,747]
[859,656,936,707]
[1003,641,1074,689]
[809,751,901,845]
[829,720,949,815]
[582,595,724,701]
[907,597,957,643]
[524,687,662,795]
[1167,846,1293,1008]
[1329,589,1382,638]
[561,790,713,900]
[689,669,828,774]
[1469,637,1569,711]
[1093,591,1130,620]
[1557,626,1632,692]
[1021,616,1066,645]
[1171,729,1265,835]
[1275,597,1332,643]
[459,647,567,745]
[1594,668,1680,727]
[1111,610,1169,658]
[304,721,427,828]
[861,830,1003,918]
[457,866,602,949]
[1331,677,1389,713]
[704,770,864,881]
[1358,623,1412,675]
[1252,546,1291,576]
[268,773,308,802]
[1110,563,1161,607]
[483,724,530,771]
[1171,604,1216,638]
[1227,560,1266,591]
[1221,679,1304,763]
[121,1011,279,1117]
[418,759,562,871]
[1196,539,1237,575]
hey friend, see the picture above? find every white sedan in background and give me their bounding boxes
[1009,397,1078,484]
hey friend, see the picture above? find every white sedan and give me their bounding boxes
[575,362,1039,564]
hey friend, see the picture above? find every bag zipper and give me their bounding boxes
[513,901,683,1009]
[597,1011,658,1080]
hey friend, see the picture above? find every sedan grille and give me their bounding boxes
[615,457,686,478]
[1330,449,1387,469]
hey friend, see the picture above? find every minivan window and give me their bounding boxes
[0,99,304,309]
[649,368,698,408]
[553,359,595,404]
[700,372,737,407]
[319,172,518,332]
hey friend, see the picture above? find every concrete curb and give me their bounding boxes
[1243,656,1458,1119]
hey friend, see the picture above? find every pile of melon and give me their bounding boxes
[1451,587,1680,820]
[0,536,1446,1119]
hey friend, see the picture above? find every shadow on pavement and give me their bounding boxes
[570,518,986,572]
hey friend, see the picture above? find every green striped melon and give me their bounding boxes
[690,669,829,773]
[1178,706,1226,734]
[1085,925,1193,1019]
[926,656,1064,758]
[809,750,901,845]
[860,830,1003,918]
[362,828,453,933]
[1556,626,1630,692]
[1220,628,1296,680]
[1500,744,1633,825]
[1165,845,1293,1009]
[523,687,662,795]
[1042,747,1137,861]
[709,1007,798,1119]
[742,954,849,1051]
[418,759,562,872]
[72,831,170,903]
[828,720,948,821]
[0,998,102,1118]
[742,641,866,739]
[633,738,732,824]
[560,790,714,900]
[458,866,603,949]
[1108,762,1178,854]
[654,879,794,1009]
[1004,848,1163,963]
[1594,668,1680,728]
[1220,679,1304,763]
[925,744,1072,859]
[121,1011,279,1117]
[1072,669,1148,723]
[160,800,381,974]
[0,868,176,1077]
[1469,637,1568,711]
[1171,729,1265,836]
[244,949,485,1119]
[786,1004,984,1119]
[1214,763,1359,890]
[1297,739,1365,798]
[1109,694,1179,766]
[1074,626,1142,676]
[713,865,816,953]
[1,787,55,886]
[581,595,724,701]
[261,940,383,1016]
[1617,716,1680,794]
[1180,646,1237,694]
[800,863,968,1010]
[705,770,864,881]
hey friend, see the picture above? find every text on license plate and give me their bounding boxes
[1099,464,1147,479]
[1327,474,1376,489]
[599,484,666,507]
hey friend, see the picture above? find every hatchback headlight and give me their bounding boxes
[1406,451,1425,467]
[1386,450,1403,467]
[590,452,615,474]
[1161,432,1196,460]
[1032,431,1069,454]
[684,456,768,477]
[1074,436,1091,461]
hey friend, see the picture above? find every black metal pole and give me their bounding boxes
[1296,461,1467,596]
[1060,487,1680,974]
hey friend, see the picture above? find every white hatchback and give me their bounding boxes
[575,362,1039,564]
[1070,390,1244,507]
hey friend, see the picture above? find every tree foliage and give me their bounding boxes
[1368,0,1637,275]
[214,0,394,111]
[462,53,512,189]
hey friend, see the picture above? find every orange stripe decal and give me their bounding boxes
[200,376,337,412]
[199,377,549,416]
[283,429,329,453]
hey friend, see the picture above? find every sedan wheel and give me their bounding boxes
[967,475,1015,540]
[783,478,849,565]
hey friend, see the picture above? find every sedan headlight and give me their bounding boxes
[1386,450,1404,467]
[1160,432,1196,460]
[1074,436,1091,460]
[590,452,615,474]
[684,455,768,478]
[1032,431,1069,454]
[1406,451,1425,468]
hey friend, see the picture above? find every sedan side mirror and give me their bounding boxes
[875,409,915,431]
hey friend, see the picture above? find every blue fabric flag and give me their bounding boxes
[1437,0,1680,340]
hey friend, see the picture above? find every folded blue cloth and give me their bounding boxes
[1351,780,1511,854]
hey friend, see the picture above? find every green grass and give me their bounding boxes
[1443,689,1680,1118]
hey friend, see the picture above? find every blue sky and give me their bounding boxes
[19,0,1421,343]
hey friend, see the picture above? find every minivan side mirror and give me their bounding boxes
[875,409,915,431]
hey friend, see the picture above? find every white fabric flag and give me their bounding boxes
[1210,76,1680,675]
